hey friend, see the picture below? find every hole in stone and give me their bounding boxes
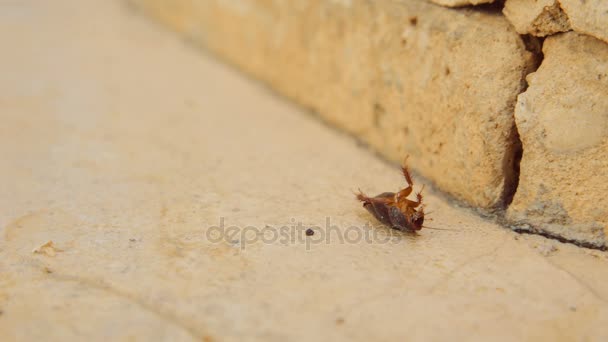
[373,103,386,128]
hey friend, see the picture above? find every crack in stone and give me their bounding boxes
[43,270,205,340]
[509,227,607,251]
[542,256,608,304]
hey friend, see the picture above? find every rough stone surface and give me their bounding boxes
[131,0,535,209]
[503,0,608,43]
[509,32,608,248]
[561,0,608,44]
[503,0,571,37]
[428,0,494,8]
[3,1,608,340]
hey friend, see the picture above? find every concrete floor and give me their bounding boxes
[1,1,607,340]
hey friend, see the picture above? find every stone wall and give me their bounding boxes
[130,0,608,249]
[508,32,608,248]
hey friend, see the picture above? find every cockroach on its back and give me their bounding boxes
[356,158,428,232]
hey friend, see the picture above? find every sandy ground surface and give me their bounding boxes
[1,1,607,341]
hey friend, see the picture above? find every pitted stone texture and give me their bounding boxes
[503,0,608,44]
[132,0,534,208]
[509,32,608,248]
[561,0,608,44]
[503,0,571,37]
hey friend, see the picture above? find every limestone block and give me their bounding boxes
[508,32,608,247]
[503,0,608,43]
[131,0,535,208]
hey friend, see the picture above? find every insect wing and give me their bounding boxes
[388,206,411,231]
[368,200,392,226]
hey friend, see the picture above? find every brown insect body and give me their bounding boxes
[357,160,425,232]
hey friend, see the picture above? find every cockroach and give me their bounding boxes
[356,158,443,232]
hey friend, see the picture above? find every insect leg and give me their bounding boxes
[401,157,414,188]
[400,185,424,208]
[415,184,424,206]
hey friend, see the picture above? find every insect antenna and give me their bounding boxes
[422,226,459,231]
[353,188,368,201]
